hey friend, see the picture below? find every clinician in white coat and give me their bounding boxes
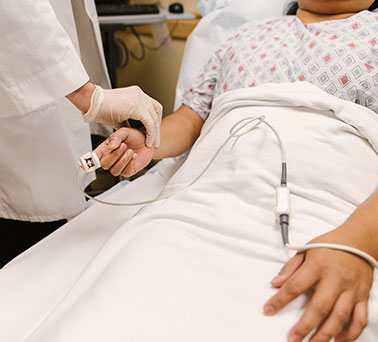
[0,0,162,267]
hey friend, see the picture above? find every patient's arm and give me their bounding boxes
[152,104,204,159]
[264,189,378,342]
[94,104,204,177]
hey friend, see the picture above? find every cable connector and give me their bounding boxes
[274,185,291,245]
[274,186,290,219]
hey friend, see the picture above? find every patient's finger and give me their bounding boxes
[287,282,340,342]
[107,128,130,149]
[307,291,353,342]
[101,143,127,170]
[94,127,135,160]
[120,153,137,178]
[264,263,318,315]
[271,253,305,288]
[109,148,135,176]
[93,140,113,159]
[93,138,120,160]
[107,127,133,150]
[335,301,368,342]
[107,136,121,150]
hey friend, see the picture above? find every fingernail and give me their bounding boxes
[126,149,133,157]
[271,275,284,285]
[264,305,275,315]
[109,140,117,148]
[289,334,302,342]
[133,153,137,159]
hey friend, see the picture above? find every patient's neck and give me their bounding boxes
[297,8,359,23]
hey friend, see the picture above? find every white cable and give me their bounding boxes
[77,115,268,206]
[77,114,378,269]
[286,242,378,269]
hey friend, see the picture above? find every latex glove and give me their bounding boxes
[94,127,154,178]
[83,85,162,147]
[263,227,374,342]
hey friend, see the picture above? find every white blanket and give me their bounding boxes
[1,82,378,342]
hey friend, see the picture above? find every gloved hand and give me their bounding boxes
[83,85,162,147]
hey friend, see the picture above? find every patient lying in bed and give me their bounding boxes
[92,3,378,342]
[1,2,378,342]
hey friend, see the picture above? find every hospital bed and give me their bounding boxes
[1,1,378,341]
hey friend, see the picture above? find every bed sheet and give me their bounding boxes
[1,82,378,342]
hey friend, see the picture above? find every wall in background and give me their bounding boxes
[114,0,200,115]
[114,29,186,115]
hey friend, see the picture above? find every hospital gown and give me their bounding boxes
[183,10,378,120]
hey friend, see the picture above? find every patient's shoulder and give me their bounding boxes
[236,16,294,35]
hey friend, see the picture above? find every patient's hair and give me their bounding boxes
[286,1,378,15]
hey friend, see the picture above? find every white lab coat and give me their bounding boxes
[0,0,111,222]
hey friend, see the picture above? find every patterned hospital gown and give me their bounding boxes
[183,10,378,120]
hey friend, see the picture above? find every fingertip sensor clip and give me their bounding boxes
[79,151,101,172]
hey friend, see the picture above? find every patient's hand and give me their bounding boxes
[264,226,374,342]
[94,127,154,178]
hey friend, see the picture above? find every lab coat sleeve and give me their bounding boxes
[0,0,90,117]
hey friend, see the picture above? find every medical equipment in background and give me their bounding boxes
[78,114,378,269]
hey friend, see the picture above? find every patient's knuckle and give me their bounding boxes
[313,329,334,342]
[122,169,132,178]
[310,298,333,317]
[295,321,314,336]
[356,314,368,329]
[101,163,110,170]
[110,168,120,177]
[362,317,369,328]
[347,323,366,342]
[284,278,304,297]
[334,307,351,323]
[360,282,373,298]
[348,331,362,342]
